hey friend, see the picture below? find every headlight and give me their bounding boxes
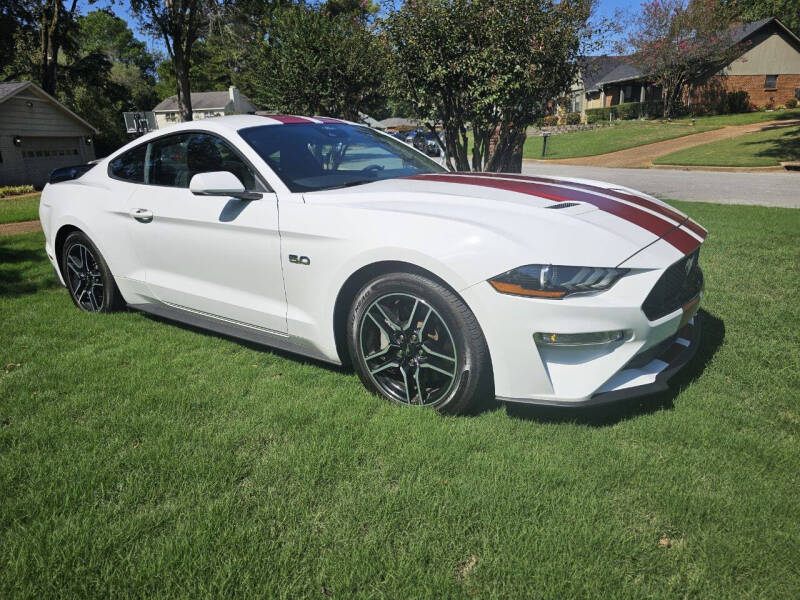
[488,264,628,299]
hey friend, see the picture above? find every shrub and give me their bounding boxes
[725,90,750,114]
[565,112,581,125]
[615,101,642,120]
[0,185,35,198]
[643,101,664,117]
[585,107,612,123]
[785,97,798,108]
[543,115,559,127]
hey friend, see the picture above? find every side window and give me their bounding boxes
[145,133,192,187]
[187,133,258,190]
[109,144,147,182]
[143,132,261,190]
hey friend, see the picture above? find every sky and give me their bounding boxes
[77,0,645,57]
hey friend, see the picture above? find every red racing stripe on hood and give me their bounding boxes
[457,172,698,234]
[407,173,701,254]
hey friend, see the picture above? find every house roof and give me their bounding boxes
[579,56,628,91]
[377,117,422,129]
[581,17,800,91]
[153,90,257,112]
[0,80,98,133]
[730,17,774,44]
[0,82,29,103]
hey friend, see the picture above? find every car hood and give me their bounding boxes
[305,172,705,268]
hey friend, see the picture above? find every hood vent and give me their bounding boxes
[545,202,580,209]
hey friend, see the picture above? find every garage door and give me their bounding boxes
[20,137,84,186]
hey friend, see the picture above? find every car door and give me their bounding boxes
[124,131,287,334]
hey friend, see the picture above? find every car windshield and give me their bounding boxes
[238,123,446,193]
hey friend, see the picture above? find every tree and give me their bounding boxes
[248,4,390,120]
[385,0,597,173]
[37,0,81,94]
[622,0,744,118]
[720,0,800,37]
[0,1,37,82]
[58,10,159,156]
[129,0,218,121]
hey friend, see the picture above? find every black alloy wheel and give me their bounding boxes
[61,231,124,313]
[347,272,493,415]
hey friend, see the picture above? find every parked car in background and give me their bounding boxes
[40,115,707,414]
[413,131,443,157]
[404,129,423,144]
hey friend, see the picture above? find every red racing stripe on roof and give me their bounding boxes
[407,173,701,254]
[264,115,316,124]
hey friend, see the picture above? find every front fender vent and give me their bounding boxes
[545,202,580,209]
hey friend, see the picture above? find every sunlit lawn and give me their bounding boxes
[524,108,800,160]
[0,193,40,224]
[654,124,800,167]
[1,200,799,598]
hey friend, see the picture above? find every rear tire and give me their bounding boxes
[61,231,124,313]
[346,272,493,415]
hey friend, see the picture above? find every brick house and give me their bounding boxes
[566,18,800,117]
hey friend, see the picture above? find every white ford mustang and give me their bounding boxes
[39,115,706,414]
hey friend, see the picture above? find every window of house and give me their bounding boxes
[109,143,147,182]
[765,75,778,89]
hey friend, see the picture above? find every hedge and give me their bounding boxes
[585,101,665,123]
[0,185,35,198]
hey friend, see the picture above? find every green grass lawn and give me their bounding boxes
[525,121,719,160]
[2,201,799,598]
[672,107,800,127]
[0,193,40,224]
[525,108,800,160]
[654,124,800,167]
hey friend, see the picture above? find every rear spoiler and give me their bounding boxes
[49,163,96,184]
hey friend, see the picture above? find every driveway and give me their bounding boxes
[542,119,800,168]
[520,163,800,208]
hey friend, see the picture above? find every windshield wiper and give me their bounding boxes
[328,178,379,190]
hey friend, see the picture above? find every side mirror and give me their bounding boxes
[189,171,261,200]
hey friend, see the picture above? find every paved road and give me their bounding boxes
[521,163,800,208]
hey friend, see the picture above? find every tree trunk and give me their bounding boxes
[485,125,526,173]
[173,49,193,122]
[39,0,59,95]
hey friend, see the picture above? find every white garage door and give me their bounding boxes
[20,137,84,186]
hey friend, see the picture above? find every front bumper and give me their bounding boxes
[498,315,701,407]
[460,265,704,406]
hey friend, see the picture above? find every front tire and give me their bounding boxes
[61,231,124,313]
[347,272,493,415]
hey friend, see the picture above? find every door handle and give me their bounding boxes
[130,208,153,223]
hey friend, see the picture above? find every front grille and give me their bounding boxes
[642,249,703,320]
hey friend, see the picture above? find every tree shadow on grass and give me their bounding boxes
[505,309,725,427]
[0,240,61,297]
[747,124,800,163]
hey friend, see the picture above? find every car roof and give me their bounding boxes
[159,114,359,135]
[104,115,366,162]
